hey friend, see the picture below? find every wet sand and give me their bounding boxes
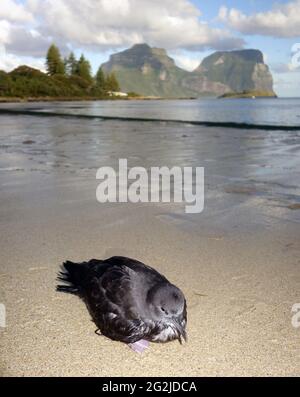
[0,110,300,376]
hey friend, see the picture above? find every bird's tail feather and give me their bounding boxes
[56,260,87,295]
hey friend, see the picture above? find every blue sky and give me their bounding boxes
[1,0,300,96]
[189,0,300,96]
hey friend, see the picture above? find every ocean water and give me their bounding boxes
[1,97,300,127]
[1,99,300,234]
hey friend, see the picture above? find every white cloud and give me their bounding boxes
[0,44,45,71]
[170,52,200,71]
[0,20,51,58]
[218,1,300,37]
[27,0,244,51]
[0,20,11,45]
[0,0,244,74]
[0,0,245,73]
[0,0,33,22]
[271,62,300,73]
[7,26,51,56]
[0,44,20,70]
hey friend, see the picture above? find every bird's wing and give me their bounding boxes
[104,256,168,284]
[100,315,151,343]
[84,264,153,343]
[84,264,141,320]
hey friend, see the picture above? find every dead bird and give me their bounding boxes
[57,256,187,352]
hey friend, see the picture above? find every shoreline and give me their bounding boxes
[1,106,299,131]
[0,96,199,104]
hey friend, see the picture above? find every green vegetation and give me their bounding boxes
[126,91,141,97]
[46,44,65,75]
[77,54,93,83]
[105,71,120,92]
[0,44,123,100]
[219,90,277,99]
[95,67,105,89]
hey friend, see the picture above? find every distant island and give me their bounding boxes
[102,44,276,98]
[0,43,277,101]
[219,90,277,99]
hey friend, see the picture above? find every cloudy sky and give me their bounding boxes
[0,0,300,96]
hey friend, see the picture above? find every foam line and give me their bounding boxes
[0,108,300,131]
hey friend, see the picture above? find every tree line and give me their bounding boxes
[46,44,120,92]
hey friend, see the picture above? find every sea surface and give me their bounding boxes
[1,98,300,234]
[1,97,300,126]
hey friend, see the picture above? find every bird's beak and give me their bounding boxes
[172,318,187,344]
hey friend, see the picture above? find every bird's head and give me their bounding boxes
[147,282,187,342]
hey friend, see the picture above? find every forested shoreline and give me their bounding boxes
[0,44,126,100]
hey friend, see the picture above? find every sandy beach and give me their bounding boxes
[1,105,300,376]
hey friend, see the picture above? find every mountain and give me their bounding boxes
[101,44,276,98]
[101,44,191,97]
[191,49,274,94]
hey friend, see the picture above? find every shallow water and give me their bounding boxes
[1,97,300,126]
[1,100,300,235]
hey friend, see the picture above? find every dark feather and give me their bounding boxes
[57,256,187,344]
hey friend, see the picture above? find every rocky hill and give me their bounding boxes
[101,44,276,98]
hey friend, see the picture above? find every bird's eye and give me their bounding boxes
[161,307,166,312]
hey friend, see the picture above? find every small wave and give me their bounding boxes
[0,108,300,131]
[0,167,24,171]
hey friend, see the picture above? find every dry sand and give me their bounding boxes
[0,193,300,376]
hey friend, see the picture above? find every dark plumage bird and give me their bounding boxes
[57,256,187,352]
